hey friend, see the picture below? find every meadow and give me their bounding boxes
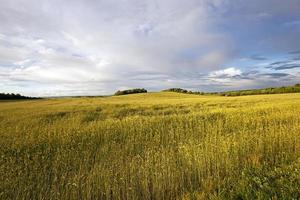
[1,92,300,200]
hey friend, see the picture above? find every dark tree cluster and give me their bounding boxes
[0,93,39,100]
[114,88,147,96]
[163,88,188,93]
[162,88,205,95]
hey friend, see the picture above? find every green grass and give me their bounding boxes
[1,92,300,199]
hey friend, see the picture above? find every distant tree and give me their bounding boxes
[114,88,147,96]
[0,93,39,100]
[162,88,205,95]
[163,88,188,93]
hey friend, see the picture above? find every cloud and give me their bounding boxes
[266,57,300,71]
[249,54,268,61]
[274,65,300,70]
[0,0,300,96]
[288,50,300,54]
[209,67,242,78]
[284,20,300,28]
[261,73,290,78]
[293,57,300,61]
[200,66,298,92]
[270,61,289,65]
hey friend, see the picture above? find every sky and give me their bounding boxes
[0,0,300,96]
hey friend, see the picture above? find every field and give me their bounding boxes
[1,92,300,199]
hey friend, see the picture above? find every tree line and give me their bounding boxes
[219,84,300,96]
[162,88,206,95]
[162,83,300,96]
[0,93,39,100]
[114,88,147,96]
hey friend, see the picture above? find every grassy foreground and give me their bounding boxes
[1,92,300,199]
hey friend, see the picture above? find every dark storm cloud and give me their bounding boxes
[261,73,290,78]
[270,61,290,65]
[274,65,300,70]
[288,50,300,54]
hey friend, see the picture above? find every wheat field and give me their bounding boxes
[1,92,300,199]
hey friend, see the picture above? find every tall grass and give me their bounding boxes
[1,93,300,199]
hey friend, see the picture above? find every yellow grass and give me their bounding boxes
[1,92,300,199]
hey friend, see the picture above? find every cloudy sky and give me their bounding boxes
[1,0,300,96]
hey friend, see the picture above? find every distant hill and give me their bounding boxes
[0,93,40,100]
[219,84,300,96]
[163,84,300,96]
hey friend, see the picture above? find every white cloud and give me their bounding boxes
[0,0,236,95]
[210,67,242,77]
